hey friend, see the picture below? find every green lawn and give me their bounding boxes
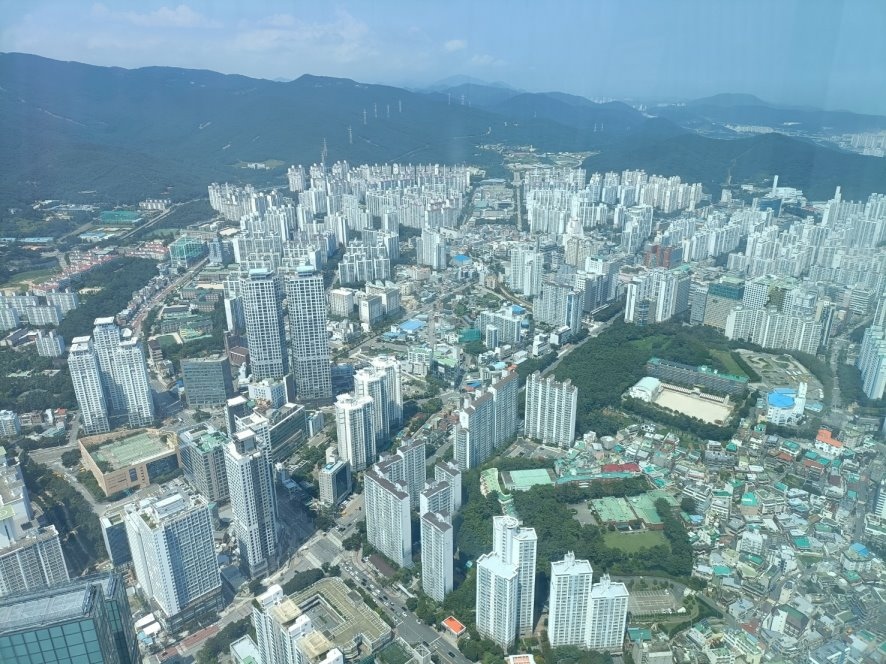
[604,530,669,553]
[709,349,746,377]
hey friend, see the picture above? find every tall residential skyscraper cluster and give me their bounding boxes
[68,317,154,434]
[524,372,578,448]
[363,447,462,601]
[335,356,403,471]
[475,516,538,649]
[453,371,519,470]
[548,552,630,652]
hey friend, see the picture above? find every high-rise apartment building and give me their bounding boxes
[68,336,110,434]
[587,574,629,651]
[0,573,139,664]
[475,516,537,649]
[434,460,462,513]
[354,356,402,445]
[416,229,448,270]
[453,372,518,470]
[547,552,593,647]
[374,439,426,509]
[178,425,230,503]
[364,464,412,567]
[283,265,332,401]
[0,451,70,598]
[242,267,288,380]
[124,492,222,630]
[114,335,155,428]
[857,325,886,400]
[508,246,544,297]
[318,458,352,506]
[420,511,453,601]
[524,372,578,448]
[334,393,376,471]
[225,430,280,578]
[69,320,155,432]
[419,481,452,517]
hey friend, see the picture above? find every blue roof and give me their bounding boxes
[768,389,795,409]
[850,542,870,557]
[511,305,526,314]
[453,254,470,264]
[399,319,426,332]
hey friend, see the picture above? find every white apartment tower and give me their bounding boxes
[68,337,110,434]
[242,267,288,380]
[509,245,544,297]
[524,372,578,448]
[475,516,538,649]
[124,492,222,629]
[283,265,332,401]
[225,430,280,578]
[434,460,462,513]
[92,317,126,412]
[364,465,412,567]
[587,574,629,651]
[115,335,155,428]
[420,511,453,602]
[334,393,376,471]
[548,552,594,647]
[354,356,402,444]
[69,321,155,433]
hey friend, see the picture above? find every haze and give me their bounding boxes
[1,0,885,114]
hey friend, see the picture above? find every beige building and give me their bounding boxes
[79,429,180,496]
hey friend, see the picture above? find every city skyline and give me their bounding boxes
[0,1,884,114]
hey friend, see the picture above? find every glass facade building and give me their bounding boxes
[0,573,137,664]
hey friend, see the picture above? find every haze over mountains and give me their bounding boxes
[2,52,885,205]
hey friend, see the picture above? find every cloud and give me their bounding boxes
[444,38,467,52]
[92,3,220,29]
[231,10,375,64]
[471,53,505,67]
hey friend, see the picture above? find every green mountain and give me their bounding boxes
[582,130,886,200]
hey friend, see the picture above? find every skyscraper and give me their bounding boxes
[453,371,518,471]
[178,425,230,504]
[0,573,139,664]
[354,356,402,445]
[225,429,280,578]
[68,336,110,434]
[548,552,593,647]
[124,492,222,630]
[334,393,376,472]
[420,511,453,602]
[587,574,629,651]
[69,321,155,432]
[475,516,537,648]
[375,439,426,510]
[92,317,125,412]
[283,265,332,401]
[242,267,288,380]
[434,460,462,513]
[182,355,234,407]
[364,464,412,567]
[524,372,578,448]
[115,335,155,428]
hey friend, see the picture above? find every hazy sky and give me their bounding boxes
[2,0,885,114]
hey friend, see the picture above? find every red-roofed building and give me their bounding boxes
[602,462,642,473]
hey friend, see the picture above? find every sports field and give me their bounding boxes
[603,530,669,553]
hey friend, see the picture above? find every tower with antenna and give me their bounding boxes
[363,109,368,125]
[348,126,353,145]
[398,99,402,113]
[386,104,390,119]
[374,103,378,119]
[321,138,328,169]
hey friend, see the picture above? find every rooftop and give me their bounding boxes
[0,574,116,634]
[87,430,174,470]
